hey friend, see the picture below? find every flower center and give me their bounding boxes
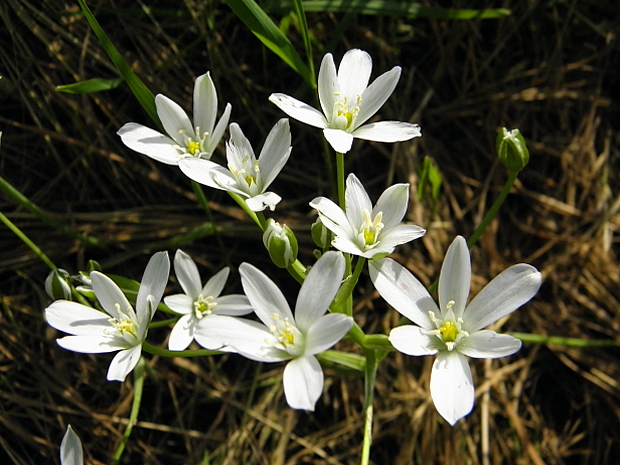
[107,303,139,342]
[187,139,201,155]
[333,93,362,130]
[193,295,217,319]
[229,157,261,192]
[361,210,384,247]
[428,301,468,351]
[267,313,303,357]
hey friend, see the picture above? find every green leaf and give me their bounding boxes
[76,0,160,128]
[417,156,442,202]
[227,0,313,86]
[264,1,511,20]
[56,77,124,94]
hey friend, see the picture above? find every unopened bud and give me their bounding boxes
[496,128,530,172]
[311,218,329,249]
[263,219,298,268]
[45,269,72,300]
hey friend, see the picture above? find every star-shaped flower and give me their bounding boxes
[179,119,292,211]
[270,49,421,153]
[164,249,253,351]
[310,173,425,258]
[45,251,170,381]
[118,72,231,165]
[194,251,353,410]
[370,236,542,424]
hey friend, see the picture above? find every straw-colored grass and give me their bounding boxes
[1,0,618,464]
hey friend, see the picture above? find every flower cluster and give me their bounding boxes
[45,48,541,435]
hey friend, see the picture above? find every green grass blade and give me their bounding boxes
[56,77,124,94]
[264,1,511,19]
[227,0,313,86]
[76,0,160,127]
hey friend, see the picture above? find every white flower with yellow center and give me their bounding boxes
[310,173,425,258]
[370,236,542,425]
[45,252,170,382]
[179,119,292,212]
[117,72,231,165]
[194,251,353,411]
[164,249,252,351]
[269,49,421,153]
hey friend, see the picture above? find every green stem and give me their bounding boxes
[0,174,105,249]
[510,332,618,347]
[336,151,346,209]
[228,192,263,229]
[142,341,223,358]
[360,348,378,465]
[333,256,366,314]
[0,211,56,270]
[110,358,146,465]
[467,170,519,249]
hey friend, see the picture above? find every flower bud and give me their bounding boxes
[45,269,72,300]
[496,128,530,172]
[311,218,330,249]
[263,219,298,268]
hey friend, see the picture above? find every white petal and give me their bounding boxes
[369,258,436,329]
[239,263,295,325]
[201,267,229,299]
[90,272,132,320]
[136,251,170,328]
[107,346,142,381]
[438,236,470,318]
[355,66,401,126]
[117,123,181,165]
[155,94,194,146]
[179,158,238,192]
[195,315,289,361]
[163,294,193,315]
[304,313,353,355]
[57,335,127,353]
[212,294,254,316]
[351,121,421,143]
[430,352,474,425]
[245,192,282,211]
[269,94,327,128]
[60,426,83,465]
[174,249,202,298]
[337,49,372,103]
[205,103,232,154]
[257,119,292,190]
[310,196,355,239]
[46,301,110,335]
[330,235,366,256]
[377,224,426,251]
[317,53,339,119]
[389,325,438,356]
[458,331,522,359]
[372,183,409,230]
[465,264,542,332]
[344,173,372,229]
[295,251,345,332]
[193,72,217,136]
[283,355,323,411]
[227,123,256,167]
[323,128,354,153]
[168,314,196,351]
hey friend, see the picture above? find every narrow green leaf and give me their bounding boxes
[227,0,313,86]
[76,0,160,127]
[56,77,124,94]
[264,1,511,20]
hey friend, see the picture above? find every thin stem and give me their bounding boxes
[336,151,346,209]
[0,211,56,270]
[228,192,263,229]
[510,332,618,347]
[467,170,519,249]
[360,348,378,465]
[110,358,146,465]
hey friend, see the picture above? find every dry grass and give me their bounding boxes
[1,0,619,464]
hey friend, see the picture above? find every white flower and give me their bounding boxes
[117,72,231,165]
[370,236,542,425]
[60,426,83,465]
[194,251,354,411]
[164,249,253,350]
[45,252,170,381]
[310,173,425,259]
[269,49,421,153]
[179,119,292,211]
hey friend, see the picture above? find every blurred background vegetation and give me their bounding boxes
[0,0,619,464]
